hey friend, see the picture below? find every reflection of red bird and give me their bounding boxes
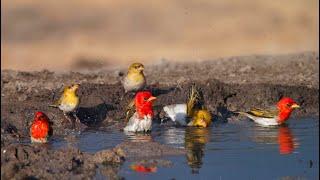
[131,164,157,173]
[278,126,294,154]
[30,112,50,143]
[237,97,300,126]
[124,91,156,132]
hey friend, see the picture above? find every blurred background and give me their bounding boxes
[1,0,319,71]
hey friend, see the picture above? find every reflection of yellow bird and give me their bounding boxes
[49,84,80,124]
[185,127,211,173]
[122,63,146,93]
[163,84,212,127]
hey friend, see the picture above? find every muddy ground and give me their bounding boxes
[1,51,319,179]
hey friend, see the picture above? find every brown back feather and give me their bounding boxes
[125,99,136,123]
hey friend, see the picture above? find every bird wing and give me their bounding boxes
[49,96,62,107]
[186,84,205,117]
[49,86,69,107]
[125,99,136,123]
[247,107,278,118]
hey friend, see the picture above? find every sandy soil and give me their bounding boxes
[1,51,319,179]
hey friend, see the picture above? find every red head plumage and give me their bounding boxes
[277,97,300,122]
[135,91,157,119]
[30,111,50,142]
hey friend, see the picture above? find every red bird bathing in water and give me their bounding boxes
[237,97,300,126]
[30,111,50,143]
[124,91,157,132]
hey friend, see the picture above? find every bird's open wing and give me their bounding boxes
[125,99,135,123]
[247,107,278,118]
[186,84,205,117]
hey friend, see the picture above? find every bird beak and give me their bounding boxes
[291,104,300,109]
[147,96,157,102]
[138,66,144,71]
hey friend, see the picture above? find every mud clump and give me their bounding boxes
[1,144,96,179]
[93,147,125,164]
[1,144,127,179]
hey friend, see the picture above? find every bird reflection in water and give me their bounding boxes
[185,127,211,174]
[252,125,298,155]
[124,131,153,142]
[278,126,295,155]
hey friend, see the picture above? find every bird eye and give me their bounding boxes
[286,103,292,107]
[144,97,148,101]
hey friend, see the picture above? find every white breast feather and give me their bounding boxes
[124,113,152,132]
[59,103,77,113]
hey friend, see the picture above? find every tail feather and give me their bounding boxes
[234,111,245,115]
[186,84,204,117]
[48,104,59,108]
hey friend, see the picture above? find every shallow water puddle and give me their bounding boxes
[51,127,126,153]
[51,117,318,179]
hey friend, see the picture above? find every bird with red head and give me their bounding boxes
[30,111,50,143]
[124,91,157,132]
[237,97,300,126]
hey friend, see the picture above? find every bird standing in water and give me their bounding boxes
[236,97,300,126]
[163,84,212,127]
[49,84,81,126]
[122,63,146,94]
[124,91,157,132]
[30,111,51,143]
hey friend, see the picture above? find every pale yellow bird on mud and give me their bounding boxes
[49,84,81,126]
[122,63,146,93]
[163,84,212,127]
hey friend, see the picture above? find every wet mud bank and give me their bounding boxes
[1,52,319,179]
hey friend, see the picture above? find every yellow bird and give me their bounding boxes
[188,109,212,128]
[122,63,146,93]
[49,84,80,124]
[163,84,212,127]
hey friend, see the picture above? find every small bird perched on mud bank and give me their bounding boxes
[163,84,212,127]
[30,111,51,143]
[124,91,157,132]
[236,97,300,126]
[49,84,81,126]
[122,63,146,93]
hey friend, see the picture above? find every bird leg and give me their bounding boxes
[63,112,76,129]
[63,112,74,124]
[73,112,81,124]
[72,110,87,130]
[120,91,129,101]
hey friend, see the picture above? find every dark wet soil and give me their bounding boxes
[1,51,319,179]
